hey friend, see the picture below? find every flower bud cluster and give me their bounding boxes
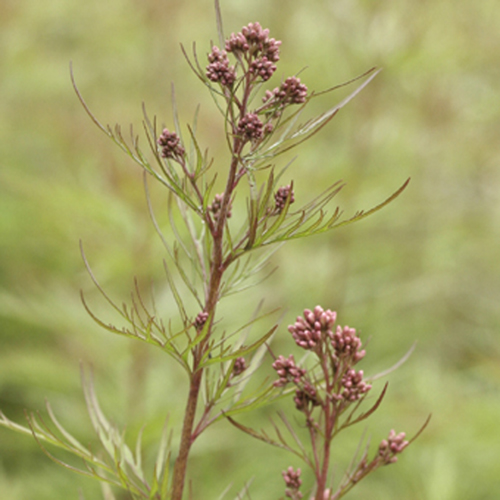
[157,129,185,161]
[208,193,232,223]
[274,185,295,214]
[282,466,303,499]
[249,57,276,82]
[232,357,247,376]
[272,355,306,387]
[340,368,372,402]
[206,22,281,86]
[263,76,308,106]
[194,311,209,331]
[204,22,308,158]
[274,306,373,416]
[237,113,264,143]
[288,306,337,350]
[226,22,281,63]
[294,382,320,411]
[206,46,236,86]
[377,430,409,464]
[331,325,366,363]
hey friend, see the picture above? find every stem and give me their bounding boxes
[315,346,335,499]
[315,427,331,500]
[171,368,203,500]
[171,127,244,499]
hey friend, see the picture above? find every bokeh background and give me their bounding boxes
[1,0,499,498]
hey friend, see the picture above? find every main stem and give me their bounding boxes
[315,427,332,500]
[170,139,243,500]
[170,368,203,500]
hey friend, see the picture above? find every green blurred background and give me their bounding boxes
[1,0,499,498]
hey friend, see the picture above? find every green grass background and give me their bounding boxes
[1,0,499,498]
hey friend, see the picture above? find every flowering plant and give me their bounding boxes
[0,3,427,499]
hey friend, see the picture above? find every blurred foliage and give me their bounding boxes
[1,0,499,498]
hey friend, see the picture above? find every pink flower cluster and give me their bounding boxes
[282,466,303,499]
[237,113,264,142]
[208,193,232,223]
[226,22,281,64]
[331,325,366,363]
[249,57,276,82]
[274,185,295,214]
[194,311,209,331]
[157,128,185,161]
[206,46,236,86]
[294,382,320,411]
[272,354,306,387]
[263,76,308,106]
[206,22,281,86]
[232,357,247,376]
[340,368,372,401]
[274,306,372,411]
[377,430,409,464]
[288,306,337,350]
[270,302,416,494]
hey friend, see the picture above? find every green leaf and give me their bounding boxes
[331,178,410,230]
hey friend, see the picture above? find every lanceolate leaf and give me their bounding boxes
[331,178,410,230]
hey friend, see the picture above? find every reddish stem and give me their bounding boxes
[170,114,245,498]
[170,368,203,499]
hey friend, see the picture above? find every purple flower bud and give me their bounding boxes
[272,354,306,387]
[237,113,264,143]
[208,193,232,223]
[194,311,209,331]
[331,325,366,363]
[377,430,409,464]
[242,22,270,46]
[206,46,237,87]
[264,37,281,63]
[294,382,320,411]
[249,56,277,81]
[274,185,295,214]
[232,357,247,376]
[288,306,337,350]
[263,122,274,135]
[157,129,185,160]
[340,369,372,401]
[225,22,281,64]
[282,466,303,499]
[225,31,249,53]
[263,76,308,105]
